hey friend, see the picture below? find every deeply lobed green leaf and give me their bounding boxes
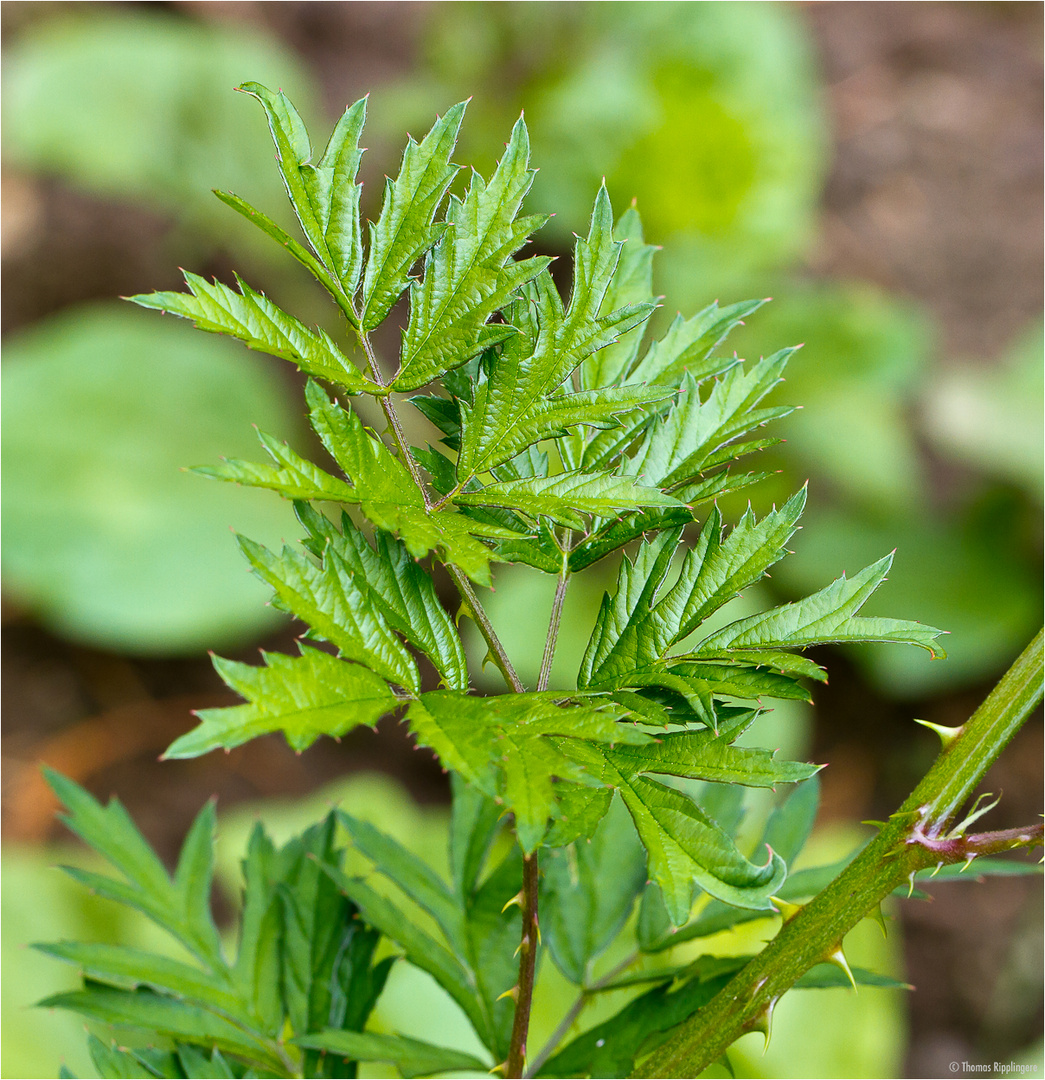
[166,646,399,757]
[131,272,374,393]
[39,775,391,1077]
[394,115,550,391]
[454,471,683,531]
[238,534,419,691]
[238,83,368,305]
[361,102,467,332]
[296,503,468,690]
[558,728,799,923]
[455,189,662,479]
[693,553,947,657]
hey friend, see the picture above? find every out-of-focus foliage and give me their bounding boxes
[924,321,1045,498]
[380,1,826,300]
[727,290,1042,696]
[2,12,315,247]
[773,497,1041,697]
[729,283,932,513]
[3,845,110,1079]
[2,9,322,655]
[2,305,299,653]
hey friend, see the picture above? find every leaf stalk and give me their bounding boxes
[537,565,570,693]
[448,564,525,693]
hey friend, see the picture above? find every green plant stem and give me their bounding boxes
[506,851,541,1079]
[537,567,570,693]
[355,331,434,508]
[447,563,525,693]
[637,628,1045,1079]
[498,572,574,1080]
[498,569,572,1077]
[506,567,571,1076]
[352,331,537,1076]
[352,333,523,695]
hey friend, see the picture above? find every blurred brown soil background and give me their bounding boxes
[2,3,1042,1077]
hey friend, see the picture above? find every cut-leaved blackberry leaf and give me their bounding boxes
[361,102,467,332]
[393,115,550,391]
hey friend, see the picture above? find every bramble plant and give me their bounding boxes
[38,88,1043,1079]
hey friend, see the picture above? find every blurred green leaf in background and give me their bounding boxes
[727,289,1042,697]
[729,282,933,514]
[2,305,301,654]
[924,321,1044,498]
[3,11,316,250]
[382,0,827,301]
[2,7,324,655]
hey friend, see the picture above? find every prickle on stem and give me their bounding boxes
[747,995,778,1053]
[869,902,890,938]
[501,890,524,913]
[770,896,803,922]
[913,718,965,749]
[823,942,857,990]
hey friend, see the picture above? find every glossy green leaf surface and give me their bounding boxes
[579,492,806,688]
[37,777,390,1077]
[694,554,946,657]
[238,83,367,300]
[305,382,525,584]
[560,736,791,923]
[326,800,522,1062]
[319,866,492,1054]
[32,74,982,1080]
[237,535,420,692]
[455,472,682,531]
[394,116,550,391]
[194,429,359,504]
[132,272,373,392]
[297,504,468,690]
[456,189,660,478]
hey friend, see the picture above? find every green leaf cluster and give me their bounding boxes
[34,86,963,1079]
[130,85,943,922]
[29,772,893,1080]
[37,770,391,1079]
[40,765,1037,1079]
